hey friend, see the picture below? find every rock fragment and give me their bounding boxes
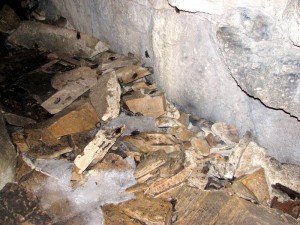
[8,21,109,58]
[0,183,52,225]
[211,122,239,145]
[89,153,132,172]
[90,71,121,121]
[122,132,181,154]
[102,204,142,225]
[116,65,151,84]
[270,197,300,219]
[134,150,168,180]
[99,52,139,71]
[119,193,172,225]
[159,151,185,178]
[235,168,270,205]
[73,126,125,176]
[190,137,210,156]
[224,131,252,179]
[175,186,298,225]
[155,116,182,128]
[235,142,300,194]
[42,67,98,114]
[25,99,100,139]
[145,167,192,197]
[123,89,167,117]
[4,113,36,126]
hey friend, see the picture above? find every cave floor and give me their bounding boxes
[0,10,299,225]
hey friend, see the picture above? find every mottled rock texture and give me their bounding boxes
[0,113,16,189]
[44,0,300,164]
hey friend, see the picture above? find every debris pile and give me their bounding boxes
[0,6,300,225]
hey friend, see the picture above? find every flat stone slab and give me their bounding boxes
[174,186,298,225]
[41,67,98,114]
[0,183,52,225]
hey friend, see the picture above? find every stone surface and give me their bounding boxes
[90,71,121,121]
[26,99,100,139]
[238,168,270,205]
[235,141,300,194]
[134,150,168,179]
[73,126,125,176]
[51,67,97,90]
[99,52,139,71]
[102,204,141,225]
[0,114,16,189]
[175,186,298,225]
[159,151,185,178]
[8,21,109,58]
[155,116,182,128]
[123,89,167,117]
[217,7,300,119]
[115,65,151,84]
[145,167,192,197]
[224,131,252,179]
[122,132,181,154]
[190,137,210,156]
[118,193,172,225]
[47,0,300,166]
[89,153,132,172]
[4,113,36,126]
[0,183,52,225]
[211,122,239,145]
[270,197,300,219]
[42,67,98,114]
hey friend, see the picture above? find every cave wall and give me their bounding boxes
[45,0,300,165]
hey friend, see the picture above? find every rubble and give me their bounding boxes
[25,99,100,139]
[234,141,300,194]
[115,65,151,84]
[0,183,52,225]
[134,150,168,180]
[4,112,36,126]
[8,21,109,58]
[116,192,172,225]
[99,52,139,71]
[1,15,300,225]
[123,89,167,117]
[211,122,239,145]
[122,132,182,153]
[224,131,252,179]
[235,168,270,205]
[175,186,298,225]
[102,204,141,225]
[73,126,125,177]
[90,71,121,121]
[41,67,98,114]
[270,197,300,219]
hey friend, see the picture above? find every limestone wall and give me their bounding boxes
[46,0,300,165]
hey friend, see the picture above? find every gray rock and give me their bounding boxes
[0,113,16,189]
[235,141,300,195]
[8,21,109,59]
[217,7,300,119]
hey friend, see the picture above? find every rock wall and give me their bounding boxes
[45,0,300,165]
